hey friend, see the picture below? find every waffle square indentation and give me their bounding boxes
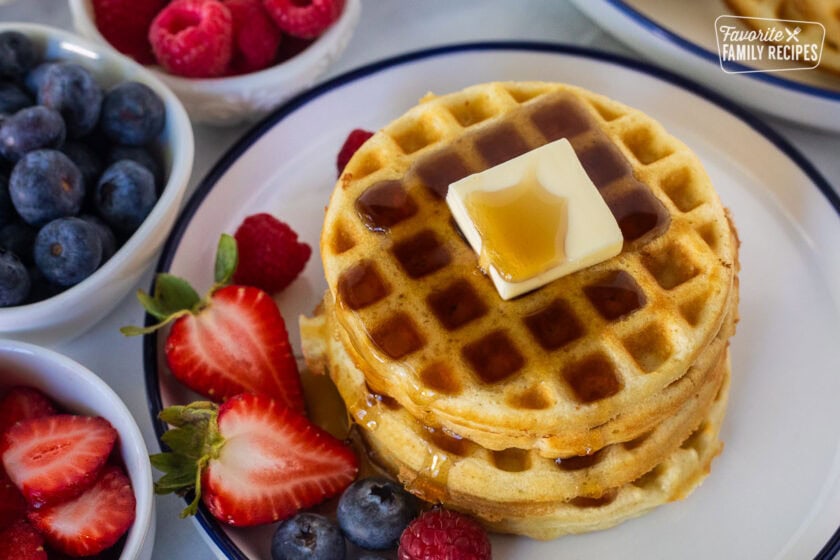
[337,261,390,311]
[583,271,646,321]
[622,126,674,165]
[554,448,606,471]
[412,150,474,198]
[473,123,531,167]
[392,230,451,279]
[391,119,441,154]
[492,448,531,472]
[562,353,623,403]
[575,141,631,189]
[523,300,584,350]
[426,280,487,331]
[622,323,673,373]
[605,187,670,242]
[462,331,524,384]
[369,313,424,359]
[419,362,462,396]
[529,97,592,141]
[660,167,704,212]
[355,180,418,232]
[641,244,700,290]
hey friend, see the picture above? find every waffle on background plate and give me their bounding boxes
[300,81,740,539]
[726,0,840,75]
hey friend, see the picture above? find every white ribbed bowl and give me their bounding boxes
[69,0,361,126]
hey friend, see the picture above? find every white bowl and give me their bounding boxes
[0,340,154,560]
[0,23,194,345]
[69,0,362,126]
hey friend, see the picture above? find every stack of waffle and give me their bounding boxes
[301,82,739,539]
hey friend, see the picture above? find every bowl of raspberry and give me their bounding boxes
[0,339,154,560]
[0,23,193,344]
[70,0,362,125]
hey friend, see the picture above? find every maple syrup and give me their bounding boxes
[465,167,568,283]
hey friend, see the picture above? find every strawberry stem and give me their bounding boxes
[121,234,239,337]
[149,401,226,519]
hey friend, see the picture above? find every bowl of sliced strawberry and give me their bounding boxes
[0,341,154,560]
[69,0,362,125]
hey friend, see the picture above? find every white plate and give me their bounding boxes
[144,44,840,560]
[569,0,840,132]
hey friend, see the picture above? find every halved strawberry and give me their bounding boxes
[122,235,305,413]
[1,415,117,507]
[0,519,47,560]
[151,393,358,526]
[0,386,57,435]
[0,467,26,530]
[28,465,136,557]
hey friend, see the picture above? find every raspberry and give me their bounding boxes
[398,509,491,560]
[336,128,374,175]
[233,213,311,294]
[224,0,282,74]
[263,0,345,39]
[149,0,234,78]
[92,0,166,64]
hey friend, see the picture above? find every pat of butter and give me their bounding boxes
[446,138,623,300]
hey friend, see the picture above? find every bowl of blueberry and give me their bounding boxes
[69,0,361,125]
[0,23,193,344]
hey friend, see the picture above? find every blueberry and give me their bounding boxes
[26,264,62,303]
[25,62,58,95]
[271,513,345,560]
[0,106,66,162]
[0,248,29,306]
[0,221,35,264]
[38,63,102,138]
[79,214,116,261]
[95,160,156,235]
[108,146,162,188]
[10,150,83,226]
[0,171,16,227]
[0,82,32,115]
[337,478,419,550]
[0,32,37,79]
[34,217,102,286]
[62,141,103,192]
[100,82,165,146]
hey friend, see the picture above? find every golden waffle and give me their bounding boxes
[726,0,840,74]
[482,368,729,540]
[300,304,729,516]
[319,82,738,455]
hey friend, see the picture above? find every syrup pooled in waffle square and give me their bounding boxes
[318,82,738,457]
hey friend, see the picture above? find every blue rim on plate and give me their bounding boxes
[604,0,840,101]
[143,41,840,560]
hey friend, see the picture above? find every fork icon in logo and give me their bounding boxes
[785,26,802,42]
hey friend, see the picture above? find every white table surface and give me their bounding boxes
[1,1,838,559]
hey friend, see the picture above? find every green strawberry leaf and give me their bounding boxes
[214,234,238,287]
[121,274,201,336]
[149,402,225,518]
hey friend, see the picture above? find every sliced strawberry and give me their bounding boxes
[1,415,117,507]
[0,519,47,560]
[28,466,136,557]
[0,386,57,435]
[0,467,26,530]
[123,234,305,412]
[166,286,303,411]
[151,394,358,527]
